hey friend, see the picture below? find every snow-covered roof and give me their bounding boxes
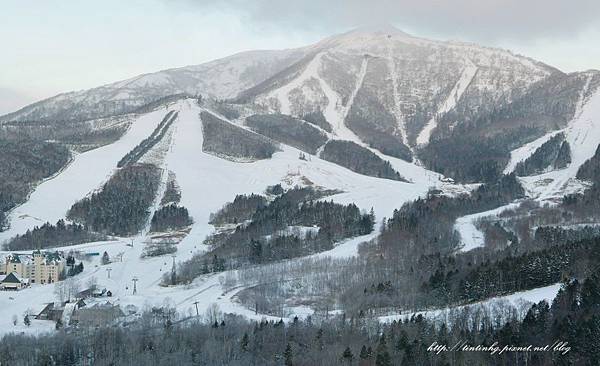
[4,251,64,266]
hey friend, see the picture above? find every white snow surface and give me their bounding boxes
[380,283,561,324]
[503,130,564,174]
[0,108,167,243]
[0,99,444,335]
[520,79,600,201]
[454,76,600,253]
[455,202,521,252]
[416,59,478,145]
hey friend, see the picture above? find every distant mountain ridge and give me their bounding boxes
[2,26,599,183]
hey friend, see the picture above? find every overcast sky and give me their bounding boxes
[1,0,599,114]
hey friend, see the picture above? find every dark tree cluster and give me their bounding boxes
[345,75,413,162]
[419,132,524,183]
[0,116,129,153]
[201,111,279,161]
[514,133,569,176]
[3,273,600,366]
[160,173,182,206]
[67,164,161,236]
[211,100,241,120]
[0,140,71,230]
[321,140,406,181]
[209,193,267,225]
[173,187,374,283]
[245,114,328,154]
[379,174,524,260]
[150,204,193,233]
[301,108,332,132]
[2,219,106,251]
[576,144,600,182]
[117,110,178,168]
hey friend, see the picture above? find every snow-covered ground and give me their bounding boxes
[455,202,521,252]
[454,78,600,252]
[0,99,442,335]
[387,37,408,147]
[515,76,600,201]
[380,283,562,324]
[0,108,167,243]
[417,58,478,146]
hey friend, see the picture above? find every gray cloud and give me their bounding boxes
[172,0,600,42]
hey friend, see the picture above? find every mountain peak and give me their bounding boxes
[345,24,412,37]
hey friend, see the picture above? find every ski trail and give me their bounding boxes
[503,130,564,175]
[313,53,364,144]
[536,75,597,200]
[454,202,521,252]
[264,55,321,115]
[339,56,369,127]
[386,38,408,147]
[456,75,598,251]
[417,59,478,146]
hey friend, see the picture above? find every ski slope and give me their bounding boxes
[453,77,600,252]
[503,131,564,174]
[386,39,408,146]
[454,202,521,252]
[513,75,600,201]
[380,283,561,324]
[1,99,442,335]
[416,59,478,145]
[0,109,167,243]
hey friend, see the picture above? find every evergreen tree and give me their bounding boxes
[240,333,249,352]
[376,334,391,366]
[341,347,353,364]
[101,251,110,265]
[359,345,369,359]
[284,343,293,366]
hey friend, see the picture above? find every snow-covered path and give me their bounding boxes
[454,77,600,251]
[454,202,521,252]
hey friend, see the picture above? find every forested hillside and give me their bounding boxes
[3,268,600,365]
[67,164,161,236]
[173,187,374,284]
[245,114,327,154]
[0,140,71,230]
[200,112,279,161]
[321,140,405,181]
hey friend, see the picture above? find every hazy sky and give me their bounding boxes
[1,0,599,114]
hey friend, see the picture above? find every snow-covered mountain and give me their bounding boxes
[1,27,557,139]
[2,26,600,336]
[0,48,311,123]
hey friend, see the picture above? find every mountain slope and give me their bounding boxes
[0,48,311,123]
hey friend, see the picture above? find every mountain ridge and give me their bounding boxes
[1,26,561,123]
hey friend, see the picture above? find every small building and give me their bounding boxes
[0,272,29,290]
[36,299,86,322]
[77,287,111,299]
[71,302,125,328]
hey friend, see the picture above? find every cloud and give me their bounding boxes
[171,0,600,42]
